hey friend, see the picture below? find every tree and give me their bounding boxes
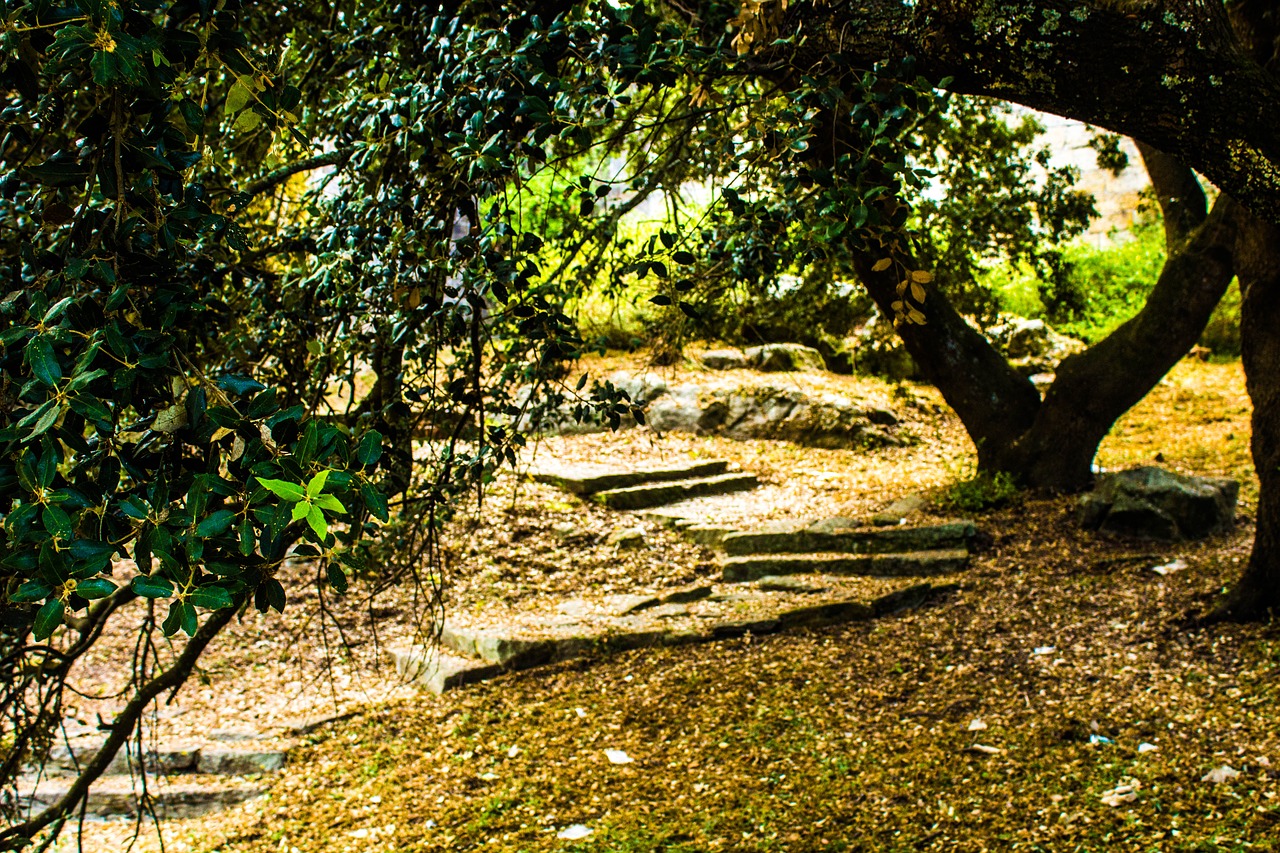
[717,0,1280,616]
[4,0,1279,845]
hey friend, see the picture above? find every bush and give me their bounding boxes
[941,470,1020,512]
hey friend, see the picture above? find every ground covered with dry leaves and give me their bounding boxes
[51,358,1280,852]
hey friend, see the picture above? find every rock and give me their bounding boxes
[647,385,909,450]
[755,575,826,593]
[646,603,690,619]
[1079,466,1238,540]
[604,593,661,615]
[849,313,921,380]
[984,316,1086,376]
[198,748,287,776]
[533,459,729,495]
[681,525,737,546]
[871,494,929,526]
[662,584,714,604]
[700,349,748,370]
[721,521,977,556]
[607,526,646,549]
[806,516,862,533]
[610,371,668,404]
[593,473,759,510]
[743,343,826,372]
[721,550,970,582]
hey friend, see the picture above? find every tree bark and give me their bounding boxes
[1215,211,1280,618]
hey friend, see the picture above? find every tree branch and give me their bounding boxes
[244,148,354,198]
[0,604,239,849]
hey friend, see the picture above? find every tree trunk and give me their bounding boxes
[847,146,1236,490]
[1215,211,1280,618]
[982,194,1241,489]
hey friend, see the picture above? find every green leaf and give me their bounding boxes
[238,518,255,556]
[216,374,266,396]
[306,469,329,498]
[326,562,348,594]
[360,482,389,523]
[27,337,62,387]
[313,494,347,514]
[131,574,175,599]
[188,586,233,610]
[356,430,383,466]
[257,478,306,502]
[161,600,183,636]
[76,578,117,599]
[196,509,237,538]
[306,505,328,540]
[33,599,65,641]
[225,78,254,115]
[10,580,53,603]
[27,402,62,439]
[290,500,309,522]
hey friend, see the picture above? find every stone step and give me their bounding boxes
[19,774,268,819]
[41,742,287,778]
[593,473,759,510]
[721,549,970,582]
[387,648,502,695]
[721,521,976,556]
[532,460,730,495]
[390,580,953,692]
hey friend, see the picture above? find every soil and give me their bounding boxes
[25,356,1279,853]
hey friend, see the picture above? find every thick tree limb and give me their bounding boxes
[1137,142,1208,250]
[762,0,1280,224]
[243,148,354,198]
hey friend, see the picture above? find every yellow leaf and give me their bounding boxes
[910,282,926,303]
[910,269,934,283]
[872,258,892,272]
[908,307,927,324]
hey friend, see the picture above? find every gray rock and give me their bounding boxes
[984,316,1086,376]
[722,521,977,556]
[744,343,826,372]
[593,473,758,510]
[700,349,748,370]
[646,603,690,619]
[871,494,929,526]
[1079,466,1238,540]
[806,516,862,533]
[755,575,827,594]
[198,749,286,776]
[721,549,970,582]
[647,385,909,450]
[533,459,729,495]
[662,584,714,604]
[604,593,661,615]
[607,526,646,549]
[681,525,738,546]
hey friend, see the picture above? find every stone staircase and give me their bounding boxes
[391,461,978,695]
[531,458,758,510]
[18,728,300,819]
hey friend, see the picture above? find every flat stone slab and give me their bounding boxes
[721,549,970,582]
[388,647,503,694]
[395,576,957,692]
[20,775,268,818]
[681,524,739,546]
[721,521,976,556]
[532,460,729,495]
[594,473,759,510]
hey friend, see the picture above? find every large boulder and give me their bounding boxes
[1078,466,1239,540]
[984,316,1085,377]
[700,349,748,370]
[743,343,826,372]
[848,313,921,381]
[647,384,907,449]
